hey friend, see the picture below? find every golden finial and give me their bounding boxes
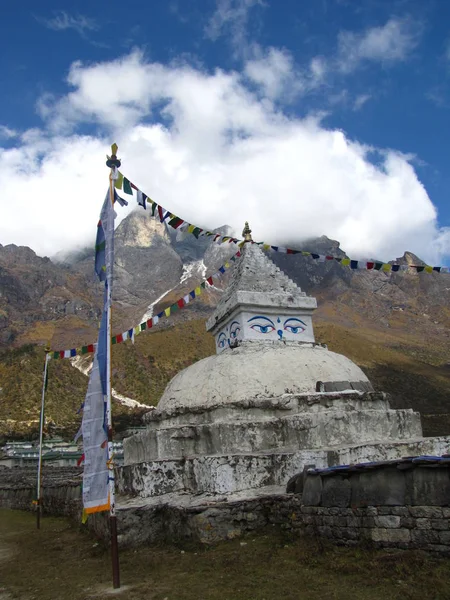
[44,340,51,354]
[106,143,121,168]
[242,221,253,242]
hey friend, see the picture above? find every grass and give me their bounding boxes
[1,509,450,599]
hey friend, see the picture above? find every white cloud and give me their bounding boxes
[205,0,266,58]
[244,48,326,101]
[353,94,371,111]
[338,17,421,73]
[0,51,448,266]
[36,11,98,36]
[0,125,18,139]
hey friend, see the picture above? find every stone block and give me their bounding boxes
[411,530,440,545]
[302,475,322,506]
[400,517,416,529]
[406,468,450,506]
[366,506,378,516]
[351,468,406,508]
[371,528,411,543]
[442,508,450,519]
[409,506,443,518]
[374,515,400,529]
[390,507,409,516]
[346,516,360,528]
[318,525,333,538]
[431,519,448,530]
[439,531,450,544]
[416,518,432,530]
[424,544,450,554]
[322,476,351,508]
[362,516,375,528]
[336,527,358,541]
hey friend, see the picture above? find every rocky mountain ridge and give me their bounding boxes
[1,209,449,353]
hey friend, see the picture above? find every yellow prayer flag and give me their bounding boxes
[302,251,310,256]
[81,509,88,524]
[164,307,171,317]
[382,264,392,272]
[425,266,433,273]
[114,172,124,190]
[263,244,271,251]
[134,326,140,336]
[188,225,195,234]
[195,287,201,296]
[225,262,230,268]
[341,258,350,266]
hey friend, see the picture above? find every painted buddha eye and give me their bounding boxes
[247,316,276,334]
[284,318,306,334]
[229,321,241,339]
[217,332,227,348]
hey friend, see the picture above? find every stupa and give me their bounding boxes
[120,224,448,519]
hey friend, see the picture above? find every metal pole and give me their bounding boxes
[106,143,120,589]
[36,346,50,529]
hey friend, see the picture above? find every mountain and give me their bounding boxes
[0,210,449,439]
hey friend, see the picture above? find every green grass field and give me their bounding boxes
[1,509,450,600]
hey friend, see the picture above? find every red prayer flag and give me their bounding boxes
[326,256,334,260]
[177,298,185,308]
[87,344,95,353]
[206,276,213,285]
[367,262,374,270]
[59,351,64,359]
[146,319,153,328]
[116,334,123,343]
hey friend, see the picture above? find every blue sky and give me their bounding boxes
[0,0,449,263]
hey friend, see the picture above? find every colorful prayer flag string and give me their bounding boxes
[116,171,450,275]
[50,251,241,358]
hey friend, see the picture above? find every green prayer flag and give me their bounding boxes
[123,178,133,195]
[140,322,147,331]
[192,227,202,238]
[171,303,178,312]
[81,346,88,354]
[200,281,206,289]
[53,351,59,359]
[151,202,157,216]
[112,337,117,345]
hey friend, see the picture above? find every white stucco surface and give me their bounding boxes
[157,343,372,412]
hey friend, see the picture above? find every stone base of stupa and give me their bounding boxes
[109,435,450,546]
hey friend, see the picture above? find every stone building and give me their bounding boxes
[119,225,448,532]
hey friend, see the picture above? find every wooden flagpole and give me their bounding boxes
[36,344,51,529]
[106,143,120,589]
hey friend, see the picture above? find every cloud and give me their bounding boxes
[36,11,98,37]
[0,51,448,266]
[205,0,266,58]
[353,94,371,111]
[338,17,421,73]
[0,125,18,140]
[244,48,327,101]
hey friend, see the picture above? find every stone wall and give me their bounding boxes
[0,467,82,519]
[90,492,303,547]
[299,460,450,553]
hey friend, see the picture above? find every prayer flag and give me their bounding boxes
[113,190,128,207]
[168,216,184,229]
[123,178,133,195]
[165,307,171,317]
[114,172,124,190]
[136,191,147,210]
